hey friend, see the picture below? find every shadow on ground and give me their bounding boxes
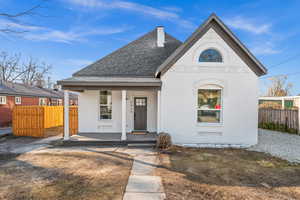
[0,150,133,200]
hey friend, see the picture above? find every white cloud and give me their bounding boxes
[24,27,128,43]
[63,58,93,67]
[162,6,182,13]
[66,0,176,19]
[65,0,195,29]
[0,19,44,31]
[251,46,280,55]
[0,15,128,43]
[225,16,271,35]
[251,41,280,55]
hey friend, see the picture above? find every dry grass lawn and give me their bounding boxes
[0,150,133,200]
[157,146,300,200]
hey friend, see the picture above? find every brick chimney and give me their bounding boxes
[157,26,165,47]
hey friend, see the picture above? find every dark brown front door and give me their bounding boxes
[134,97,147,131]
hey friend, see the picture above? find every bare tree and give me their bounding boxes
[0,51,22,81]
[267,76,293,96]
[0,51,51,87]
[20,57,51,87]
[0,1,46,34]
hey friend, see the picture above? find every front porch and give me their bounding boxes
[62,89,162,142]
[71,132,157,142]
[62,132,157,146]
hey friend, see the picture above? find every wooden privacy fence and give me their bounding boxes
[13,106,78,137]
[258,108,299,133]
[69,106,78,135]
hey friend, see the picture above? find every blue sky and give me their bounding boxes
[1,0,300,95]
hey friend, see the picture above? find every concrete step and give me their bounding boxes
[60,140,156,147]
[128,143,156,148]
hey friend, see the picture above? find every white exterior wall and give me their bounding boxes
[78,90,157,133]
[295,98,300,108]
[160,28,259,146]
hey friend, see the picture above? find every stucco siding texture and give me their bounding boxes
[78,90,157,133]
[160,28,259,146]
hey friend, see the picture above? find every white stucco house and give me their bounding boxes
[58,14,267,147]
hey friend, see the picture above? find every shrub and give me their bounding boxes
[259,122,298,134]
[156,132,172,150]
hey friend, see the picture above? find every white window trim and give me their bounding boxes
[0,96,7,104]
[99,90,113,121]
[197,88,223,126]
[15,96,21,104]
[199,48,223,63]
[39,98,47,106]
[192,42,228,65]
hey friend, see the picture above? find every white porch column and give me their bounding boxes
[281,98,284,109]
[121,90,127,140]
[64,90,70,140]
[157,90,161,133]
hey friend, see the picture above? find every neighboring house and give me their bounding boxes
[0,81,78,127]
[58,14,267,147]
[259,96,300,109]
[39,88,78,106]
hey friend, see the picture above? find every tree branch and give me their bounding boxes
[0,4,42,18]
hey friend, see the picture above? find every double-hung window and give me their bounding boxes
[197,89,222,123]
[0,96,6,104]
[15,96,21,104]
[100,91,112,120]
[39,98,47,106]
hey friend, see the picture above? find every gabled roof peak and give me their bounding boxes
[155,13,267,77]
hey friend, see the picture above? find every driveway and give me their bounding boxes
[0,135,61,154]
[0,127,12,137]
[249,129,300,163]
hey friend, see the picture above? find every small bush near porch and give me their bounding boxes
[0,151,132,200]
[157,146,300,200]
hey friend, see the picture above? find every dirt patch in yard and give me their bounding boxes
[0,150,133,200]
[157,146,300,200]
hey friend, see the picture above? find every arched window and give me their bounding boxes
[199,49,222,62]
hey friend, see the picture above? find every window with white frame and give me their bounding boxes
[100,90,112,119]
[39,98,47,106]
[0,96,6,104]
[197,89,222,123]
[15,96,21,104]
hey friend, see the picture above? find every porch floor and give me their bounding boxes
[70,132,157,142]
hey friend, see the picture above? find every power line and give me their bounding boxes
[260,71,300,79]
[268,52,300,69]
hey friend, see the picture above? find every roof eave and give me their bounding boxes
[58,80,162,87]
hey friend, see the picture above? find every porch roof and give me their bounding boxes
[57,76,162,91]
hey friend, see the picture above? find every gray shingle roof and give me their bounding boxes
[0,81,54,97]
[58,77,161,87]
[0,81,77,99]
[73,28,182,77]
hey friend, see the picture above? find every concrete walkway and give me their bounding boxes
[123,148,166,200]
